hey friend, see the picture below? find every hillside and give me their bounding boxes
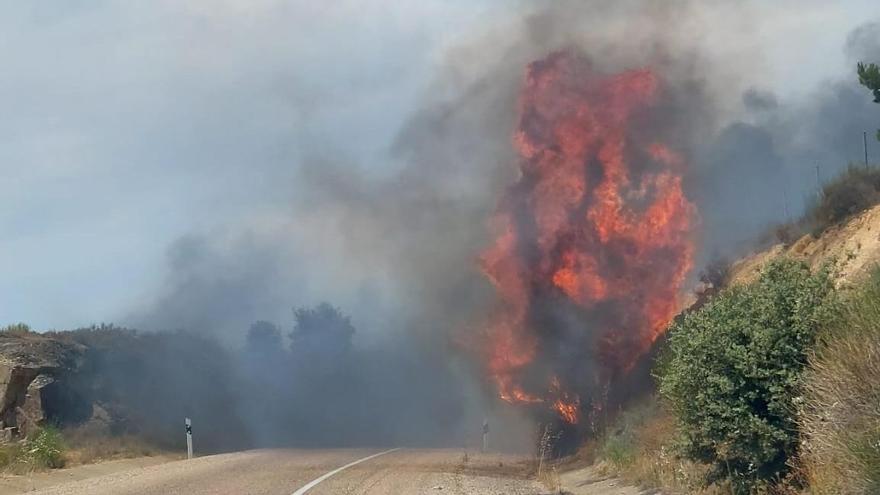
[730,203,880,288]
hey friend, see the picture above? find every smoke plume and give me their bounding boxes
[114,2,880,450]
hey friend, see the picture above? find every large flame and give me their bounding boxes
[479,51,696,424]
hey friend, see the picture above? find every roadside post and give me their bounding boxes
[185,417,193,459]
[482,418,489,452]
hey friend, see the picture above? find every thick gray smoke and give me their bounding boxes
[695,20,880,258]
[112,2,880,450]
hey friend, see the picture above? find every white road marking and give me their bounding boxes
[291,448,401,495]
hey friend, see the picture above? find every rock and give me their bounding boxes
[20,374,56,431]
[0,335,84,439]
[0,427,16,443]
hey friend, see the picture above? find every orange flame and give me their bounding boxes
[479,51,696,424]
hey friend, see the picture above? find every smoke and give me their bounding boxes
[694,18,880,257]
[107,2,880,450]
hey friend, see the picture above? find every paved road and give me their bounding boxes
[24,449,542,495]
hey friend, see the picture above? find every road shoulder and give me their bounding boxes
[559,465,657,495]
[0,455,178,495]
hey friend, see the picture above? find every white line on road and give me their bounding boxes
[291,448,401,495]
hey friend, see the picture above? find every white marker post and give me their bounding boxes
[185,417,193,459]
[482,418,489,453]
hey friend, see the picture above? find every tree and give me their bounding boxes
[289,303,355,372]
[857,62,880,140]
[291,303,353,348]
[658,259,838,493]
[245,320,283,354]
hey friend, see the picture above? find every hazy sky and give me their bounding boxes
[1,1,877,330]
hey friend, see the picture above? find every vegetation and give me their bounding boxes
[245,320,283,353]
[23,426,66,469]
[23,301,455,456]
[0,323,34,336]
[0,427,67,473]
[858,62,880,140]
[764,164,880,243]
[799,267,880,494]
[0,424,157,472]
[808,165,880,233]
[290,303,355,355]
[597,399,720,494]
[48,324,249,452]
[63,425,161,465]
[658,259,838,492]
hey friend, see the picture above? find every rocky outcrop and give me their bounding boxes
[0,335,84,439]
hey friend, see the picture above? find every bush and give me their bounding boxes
[603,428,637,469]
[809,165,880,233]
[21,427,66,469]
[658,259,838,493]
[600,400,664,471]
[799,267,880,494]
[598,398,716,493]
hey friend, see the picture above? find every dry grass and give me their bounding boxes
[595,398,725,494]
[62,426,167,466]
[799,267,880,494]
[0,427,67,474]
[808,165,880,235]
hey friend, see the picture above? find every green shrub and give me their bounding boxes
[799,267,880,494]
[603,429,637,468]
[658,258,838,493]
[600,400,664,470]
[808,165,880,234]
[23,427,66,469]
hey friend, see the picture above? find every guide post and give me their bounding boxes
[185,417,193,459]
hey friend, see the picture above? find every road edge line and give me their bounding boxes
[290,448,401,495]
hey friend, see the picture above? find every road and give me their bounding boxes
[22,449,543,495]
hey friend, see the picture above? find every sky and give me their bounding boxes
[1,0,878,332]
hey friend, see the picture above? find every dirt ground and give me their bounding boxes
[558,465,658,495]
[0,455,177,495]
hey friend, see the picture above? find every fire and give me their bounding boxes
[479,51,696,424]
[553,399,580,425]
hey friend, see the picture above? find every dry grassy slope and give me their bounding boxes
[729,204,880,288]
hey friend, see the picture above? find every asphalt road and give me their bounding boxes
[25,449,543,495]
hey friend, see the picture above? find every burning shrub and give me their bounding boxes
[800,267,880,494]
[478,50,696,430]
[658,258,838,493]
